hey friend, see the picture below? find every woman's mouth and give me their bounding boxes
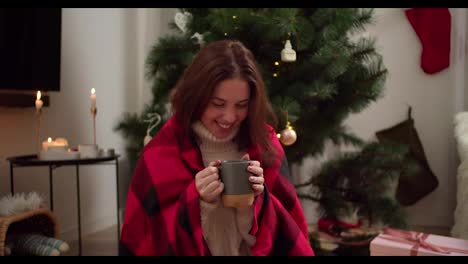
[217,121,232,129]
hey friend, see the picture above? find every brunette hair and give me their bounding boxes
[170,39,278,160]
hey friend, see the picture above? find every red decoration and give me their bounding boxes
[317,217,362,237]
[405,8,451,74]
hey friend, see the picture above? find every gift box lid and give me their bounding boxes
[370,228,468,256]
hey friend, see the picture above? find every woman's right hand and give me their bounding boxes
[195,160,224,203]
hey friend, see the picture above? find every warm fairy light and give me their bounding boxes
[273,73,278,77]
[274,61,279,66]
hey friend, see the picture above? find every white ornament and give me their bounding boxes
[143,112,162,146]
[144,135,153,146]
[281,40,296,62]
[191,32,205,46]
[174,11,193,33]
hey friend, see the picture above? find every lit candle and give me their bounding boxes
[42,137,68,151]
[90,88,96,109]
[35,91,43,110]
[42,137,53,151]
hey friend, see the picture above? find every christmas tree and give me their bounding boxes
[116,8,412,229]
[296,141,417,229]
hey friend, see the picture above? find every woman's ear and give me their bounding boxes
[241,153,250,160]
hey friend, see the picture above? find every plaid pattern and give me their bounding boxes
[119,116,314,256]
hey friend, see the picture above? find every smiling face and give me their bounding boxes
[200,78,250,139]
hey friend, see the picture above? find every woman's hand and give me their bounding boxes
[241,154,265,197]
[195,160,224,203]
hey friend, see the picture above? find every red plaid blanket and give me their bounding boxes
[119,116,314,256]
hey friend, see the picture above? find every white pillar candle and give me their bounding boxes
[42,137,68,151]
[42,137,53,151]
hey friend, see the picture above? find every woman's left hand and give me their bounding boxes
[241,154,264,197]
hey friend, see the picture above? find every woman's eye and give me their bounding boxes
[212,102,224,107]
[236,104,248,108]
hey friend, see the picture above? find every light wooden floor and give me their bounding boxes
[63,225,119,256]
[61,224,450,256]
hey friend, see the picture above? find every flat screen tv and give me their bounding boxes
[0,8,61,92]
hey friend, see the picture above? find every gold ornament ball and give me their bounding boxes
[280,127,297,146]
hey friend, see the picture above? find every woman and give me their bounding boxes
[119,40,314,256]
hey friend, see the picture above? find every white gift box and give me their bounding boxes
[370,228,468,256]
[78,144,98,159]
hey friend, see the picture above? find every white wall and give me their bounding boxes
[341,8,460,228]
[0,8,176,242]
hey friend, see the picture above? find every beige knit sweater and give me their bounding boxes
[192,121,256,256]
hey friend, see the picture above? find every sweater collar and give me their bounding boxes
[191,121,238,153]
[170,116,262,174]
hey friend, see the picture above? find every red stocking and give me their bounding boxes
[405,8,451,74]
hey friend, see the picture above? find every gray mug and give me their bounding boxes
[218,160,254,207]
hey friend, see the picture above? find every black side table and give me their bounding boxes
[6,154,120,256]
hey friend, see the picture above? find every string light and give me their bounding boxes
[232,15,237,19]
[224,32,228,36]
[273,73,278,77]
[274,61,280,66]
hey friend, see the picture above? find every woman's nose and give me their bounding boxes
[222,108,237,123]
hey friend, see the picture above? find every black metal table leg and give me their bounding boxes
[116,158,120,243]
[49,165,54,211]
[76,165,82,256]
[6,154,121,256]
[10,163,14,195]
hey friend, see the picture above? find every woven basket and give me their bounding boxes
[0,207,59,256]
